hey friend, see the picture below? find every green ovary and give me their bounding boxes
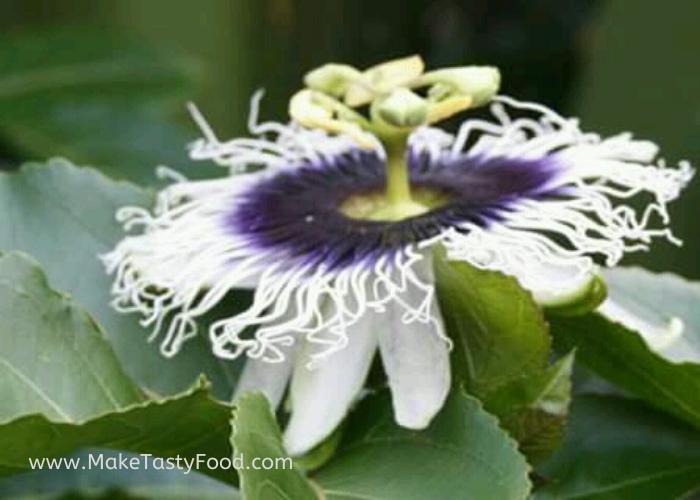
[340,186,451,222]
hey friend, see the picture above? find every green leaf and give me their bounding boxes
[0,27,219,185]
[553,266,700,430]
[489,352,575,464]
[0,244,233,485]
[230,393,317,500]
[0,450,240,500]
[433,255,551,398]
[0,160,240,397]
[0,382,234,485]
[433,255,569,461]
[551,312,700,429]
[0,252,142,421]
[313,390,532,500]
[535,395,700,500]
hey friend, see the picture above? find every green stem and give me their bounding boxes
[384,135,412,205]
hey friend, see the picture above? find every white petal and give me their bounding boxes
[603,268,700,364]
[283,314,378,456]
[232,310,303,407]
[377,292,450,429]
[234,356,294,410]
[519,261,599,306]
[656,329,699,364]
[598,298,690,362]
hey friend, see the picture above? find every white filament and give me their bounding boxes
[186,90,381,174]
[102,98,441,362]
[412,95,694,299]
[103,95,693,361]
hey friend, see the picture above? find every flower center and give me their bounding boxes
[360,132,438,220]
[340,186,452,221]
[227,146,564,273]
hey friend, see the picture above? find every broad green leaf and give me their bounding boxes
[488,352,575,464]
[433,255,551,397]
[0,160,240,397]
[535,395,700,500]
[0,449,240,500]
[0,27,219,184]
[434,256,568,461]
[555,268,700,428]
[604,267,700,362]
[551,312,700,429]
[0,382,234,485]
[314,390,532,500]
[230,393,317,500]
[0,252,142,421]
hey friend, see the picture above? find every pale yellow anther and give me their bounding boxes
[417,66,501,107]
[304,64,363,98]
[425,95,474,124]
[374,88,428,129]
[289,90,377,150]
[290,58,503,211]
[344,83,375,109]
[290,89,332,123]
[364,55,425,92]
[345,55,425,107]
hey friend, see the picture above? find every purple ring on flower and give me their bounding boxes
[229,146,567,273]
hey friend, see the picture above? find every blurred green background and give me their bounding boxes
[0,0,698,278]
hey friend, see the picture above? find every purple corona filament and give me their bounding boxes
[229,148,565,273]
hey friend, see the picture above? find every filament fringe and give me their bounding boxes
[103,195,444,361]
[187,91,378,174]
[412,95,694,299]
[103,97,440,362]
[103,94,693,361]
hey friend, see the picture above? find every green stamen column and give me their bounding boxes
[290,57,502,222]
[363,133,427,221]
[385,136,412,206]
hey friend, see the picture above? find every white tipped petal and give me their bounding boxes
[517,260,598,306]
[234,355,294,410]
[283,314,378,456]
[603,268,700,364]
[232,313,302,407]
[377,291,450,429]
[598,298,693,363]
[654,329,700,364]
